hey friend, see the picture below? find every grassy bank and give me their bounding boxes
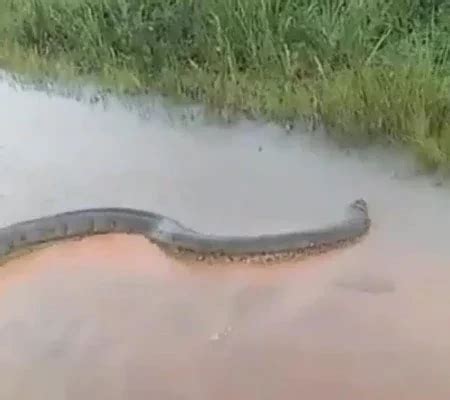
[0,0,449,168]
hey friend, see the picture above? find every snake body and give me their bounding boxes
[0,199,370,265]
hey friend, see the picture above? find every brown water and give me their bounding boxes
[1,74,450,399]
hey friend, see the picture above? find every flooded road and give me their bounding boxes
[1,74,450,399]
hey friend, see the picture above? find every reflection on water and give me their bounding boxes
[1,74,450,399]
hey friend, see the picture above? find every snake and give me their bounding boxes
[0,198,370,265]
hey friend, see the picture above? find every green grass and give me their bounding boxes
[0,0,449,168]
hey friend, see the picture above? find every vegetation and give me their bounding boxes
[0,0,449,168]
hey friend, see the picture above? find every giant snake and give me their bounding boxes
[0,199,370,265]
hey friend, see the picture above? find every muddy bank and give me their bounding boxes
[1,75,450,399]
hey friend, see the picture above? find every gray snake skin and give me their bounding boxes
[0,199,370,264]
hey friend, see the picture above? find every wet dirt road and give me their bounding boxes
[1,75,450,399]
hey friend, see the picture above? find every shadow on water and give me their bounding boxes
[1,73,450,399]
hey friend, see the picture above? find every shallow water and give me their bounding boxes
[1,75,450,399]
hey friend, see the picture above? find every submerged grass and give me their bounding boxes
[0,0,449,168]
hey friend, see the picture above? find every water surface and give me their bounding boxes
[0,75,449,399]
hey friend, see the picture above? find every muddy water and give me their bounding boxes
[1,75,450,399]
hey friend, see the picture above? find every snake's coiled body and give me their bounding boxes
[0,199,370,265]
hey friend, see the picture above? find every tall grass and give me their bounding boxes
[0,0,449,167]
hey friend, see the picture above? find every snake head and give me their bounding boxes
[350,198,368,216]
